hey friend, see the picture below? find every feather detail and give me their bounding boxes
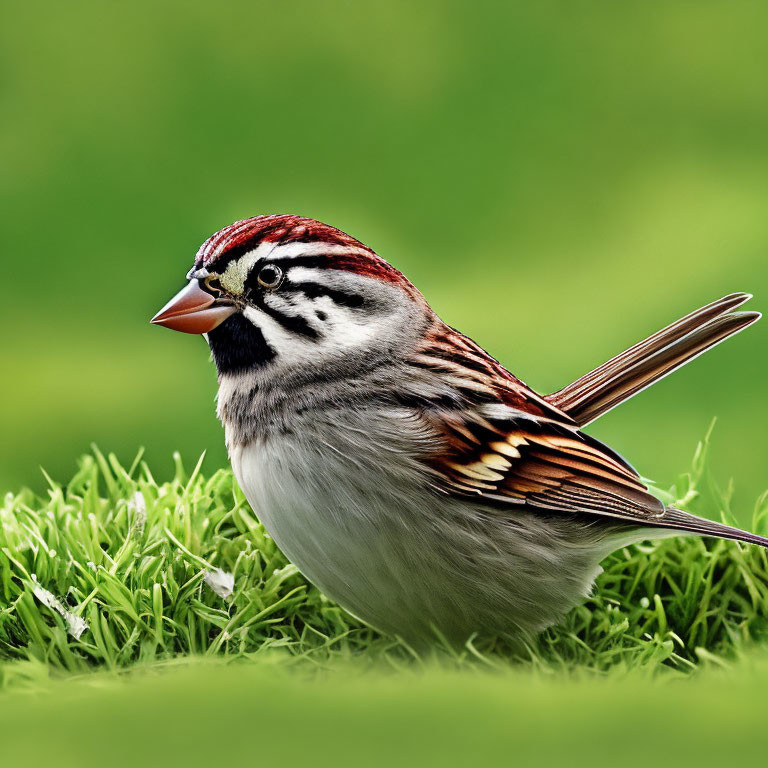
[404,295,764,547]
[412,321,666,522]
[489,441,521,458]
[422,393,667,525]
[546,294,760,426]
[447,461,506,482]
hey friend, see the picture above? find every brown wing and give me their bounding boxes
[425,410,665,522]
[408,318,768,546]
[410,325,661,523]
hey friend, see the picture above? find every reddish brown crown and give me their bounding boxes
[195,215,414,290]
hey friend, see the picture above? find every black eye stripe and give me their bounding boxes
[282,279,364,308]
[253,294,319,339]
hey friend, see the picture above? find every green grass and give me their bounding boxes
[3,431,768,690]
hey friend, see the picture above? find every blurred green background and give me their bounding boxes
[2,1,767,519]
[3,659,768,767]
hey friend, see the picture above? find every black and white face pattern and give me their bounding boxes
[190,241,425,377]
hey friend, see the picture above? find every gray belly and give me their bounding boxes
[230,436,626,643]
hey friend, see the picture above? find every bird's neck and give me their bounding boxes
[215,347,416,451]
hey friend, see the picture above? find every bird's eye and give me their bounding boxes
[204,275,223,294]
[257,264,283,289]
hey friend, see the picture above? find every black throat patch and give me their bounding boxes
[207,313,276,374]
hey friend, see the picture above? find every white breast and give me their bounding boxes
[231,430,439,635]
[228,417,618,643]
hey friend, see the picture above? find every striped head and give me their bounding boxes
[152,215,429,376]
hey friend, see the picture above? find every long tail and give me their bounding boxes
[546,293,761,427]
[649,506,768,549]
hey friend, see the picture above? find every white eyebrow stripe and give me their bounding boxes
[284,266,338,283]
[218,241,371,294]
[269,242,373,261]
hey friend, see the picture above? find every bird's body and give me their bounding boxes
[152,214,766,643]
[233,431,625,640]
[226,365,637,641]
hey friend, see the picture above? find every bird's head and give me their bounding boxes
[152,215,430,377]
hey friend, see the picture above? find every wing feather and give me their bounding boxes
[414,324,666,524]
[428,413,666,523]
[410,314,767,547]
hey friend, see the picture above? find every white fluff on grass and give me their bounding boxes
[31,577,88,640]
[203,568,235,599]
[129,490,147,537]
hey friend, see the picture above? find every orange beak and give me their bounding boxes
[150,280,237,334]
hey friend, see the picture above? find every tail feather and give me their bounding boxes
[547,293,760,426]
[648,507,768,549]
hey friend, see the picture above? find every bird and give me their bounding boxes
[151,214,765,644]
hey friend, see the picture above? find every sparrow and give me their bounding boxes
[152,215,765,643]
